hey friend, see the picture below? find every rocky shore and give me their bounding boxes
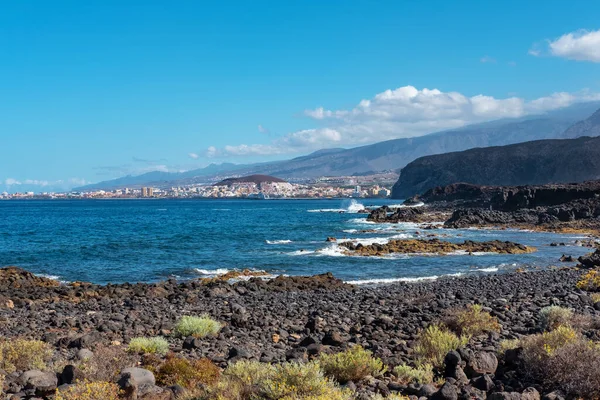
[1,257,600,399]
[338,239,535,257]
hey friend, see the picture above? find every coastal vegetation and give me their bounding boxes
[127,336,170,355]
[318,345,386,383]
[413,324,469,368]
[174,315,222,338]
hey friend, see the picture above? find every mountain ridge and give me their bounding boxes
[75,101,600,191]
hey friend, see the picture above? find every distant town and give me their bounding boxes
[0,174,397,200]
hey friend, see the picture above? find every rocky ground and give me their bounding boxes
[2,258,600,399]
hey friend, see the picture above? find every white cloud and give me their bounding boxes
[4,178,21,185]
[205,146,218,158]
[188,152,199,159]
[3,177,88,191]
[480,56,496,63]
[257,124,269,134]
[207,85,600,157]
[531,29,600,62]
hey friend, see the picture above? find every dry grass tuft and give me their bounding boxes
[318,345,387,383]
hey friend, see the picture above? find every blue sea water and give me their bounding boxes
[0,199,594,285]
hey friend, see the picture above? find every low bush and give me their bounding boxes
[591,292,600,304]
[538,306,573,331]
[498,339,520,355]
[518,326,600,397]
[77,345,138,382]
[444,304,501,336]
[127,336,169,355]
[224,359,276,385]
[54,381,121,400]
[154,354,220,389]
[576,269,600,291]
[393,363,434,385]
[318,345,387,383]
[0,339,53,373]
[174,315,222,338]
[262,361,350,399]
[413,324,469,368]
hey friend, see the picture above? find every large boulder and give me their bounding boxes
[465,352,498,377]
[18,370,58,396]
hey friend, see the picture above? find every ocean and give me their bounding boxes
[0,198,593,285]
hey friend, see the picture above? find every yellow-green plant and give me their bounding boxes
[263,361,350,399]
[539,306,573,331]
[445,304,501,336]
[498,339,521,355]
[413,324,469,368]
[318,345,387,383]
[393,363,434,385]
[174,315,222,338]
[370,395,410,400]
[591,293,600,304]
[55,381,121,400]
[0,339,53,373]
[224,359,276,385]
[127,337,169,355]
[577,269,600,291]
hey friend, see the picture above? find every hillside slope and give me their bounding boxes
[75,102,600,191]
[392,136,600,198]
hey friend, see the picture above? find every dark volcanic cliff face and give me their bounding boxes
[392,136,600,198]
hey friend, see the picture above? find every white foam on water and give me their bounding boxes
[315,245,347,257]
[346,272,463,285]
[343,229,358,233]
[387,202,425,208]
[194,268,230,275]
[308,200,366,214]
[36,273,60,280]
[266,240,293,244]
[476,267,499,272]
[287,249,316,256]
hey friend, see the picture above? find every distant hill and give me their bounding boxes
[561,107,600,138]
[392,136,600,198]
[214,174,286,186]
[75,102,600,191]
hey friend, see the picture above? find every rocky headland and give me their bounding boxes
[369,181,600,236]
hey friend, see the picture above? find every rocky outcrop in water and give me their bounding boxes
[338,238,535,257]
[366,206,449,223]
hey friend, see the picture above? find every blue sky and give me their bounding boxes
[1,0,600,191]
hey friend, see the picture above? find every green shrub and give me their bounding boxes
[55,381,121,400]
[154,354,220,389]
[174,315,222,338]
[518,326,600,397]
[127,337,169,355]
[498,339,520,355]
[263,361,350,399]
[393,363,434,385]
[224,359,276,385]
[576,269,600,291]
[444,304,501,336]
[0,339,53,373]
[413,324,469,368]
[539,306,573,331]
[591,293,600,304]
[318,345,386,383]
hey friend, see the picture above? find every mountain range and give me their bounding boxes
[76,102,600,191]
[392,107,600,198]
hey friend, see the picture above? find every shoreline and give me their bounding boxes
[2,265,600,398]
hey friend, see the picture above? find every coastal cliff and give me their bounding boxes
[392,136,600,199]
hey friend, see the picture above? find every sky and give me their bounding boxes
[1,0,600,192]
